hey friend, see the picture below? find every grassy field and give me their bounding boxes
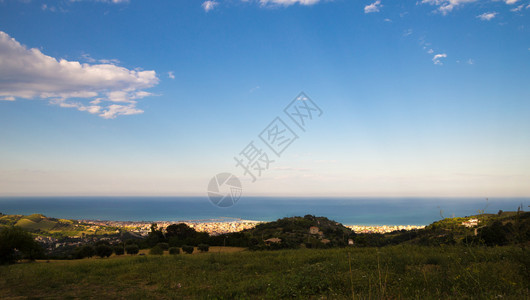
[1,245,528,299]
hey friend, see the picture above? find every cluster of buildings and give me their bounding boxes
[346,224,425,234]
[185,220,262,235]
[461,218,480,228]
[67,219,428,236]
[33,219,428,252]
[80,219,263,236]
[34,234,123,253]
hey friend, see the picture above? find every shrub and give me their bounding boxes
[149,246,164,255]
[198,244,209,252]
[0,226,44,264]
[75,245,95,259]
[169,247,180,255]
[157,242,169,250]
[114,246,125,255]
[182,245,194,254]
[95,244,113,258]
[125,244,139,255]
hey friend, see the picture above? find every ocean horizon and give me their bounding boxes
[0,197,527,226]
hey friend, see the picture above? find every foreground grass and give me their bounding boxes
[1,245,529,299]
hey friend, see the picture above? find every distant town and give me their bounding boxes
[80,218,425,236]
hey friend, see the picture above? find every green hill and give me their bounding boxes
[359,210,530,247]
[0,213,118,238]
[15,215,58,231]
[221,215,355,249]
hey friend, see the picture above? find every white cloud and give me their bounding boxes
[403,28,413,36]
[168,71,175,79]
[427,49,434,54]
[80,53,119,64]
[0,31,158,119]
[477,12,497,21]
[505,0,518,4]
[467,58,474,64]
[384,18,392,22]
[421,0,478,15]
[432,53,447,65]
[102,0,130,3]
[258,0,321,6]
[364,0,382,13]
[98,58,120,64]
[41,4,57,12]
[202,1,218,12]
[510,4,524,11]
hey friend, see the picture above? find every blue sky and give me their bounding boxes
[0,0,529,197]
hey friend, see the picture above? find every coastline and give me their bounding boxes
[80,218,425,236]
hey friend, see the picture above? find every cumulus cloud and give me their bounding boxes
[364,0,382,13]
[202,1,218,12]
[432,53,447,65]
[477,12,497,20]
[168,71,175,79]
[421,0,478,15]
[505,0,518,4]
[0,31,158,119]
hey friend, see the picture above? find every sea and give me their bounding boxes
[0,197,528,226]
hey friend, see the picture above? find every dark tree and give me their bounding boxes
[157,242,169,250]
[125,244,140,255]
[149,245,164,255]
[166,223,197,240]
[75,245,96,259]
[198,244,209,252]
[168,247,180,255]
[480,221,508,246]
[0,226,44,264]
[147,223,165,247]
[182,245,194,254]
[95,244,113,258]
[114,246,125,255]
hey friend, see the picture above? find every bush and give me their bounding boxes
[114,246,125,255]
[169,247,180,255]
[75,245,95,259]
[149,245,164,255]
[0,226,44,264]
[198,244,209,252]
[95,244,113,258]
[157,242,169,250]
[182,245,194,254]
[125,244,139,255]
